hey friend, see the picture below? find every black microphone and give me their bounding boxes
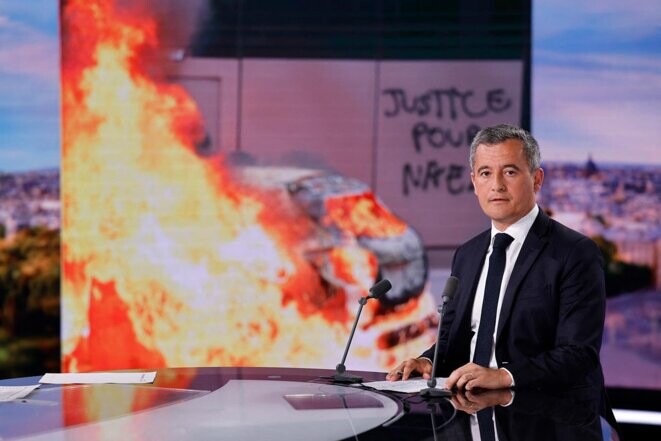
[420,276,459,398]
[332,279,392,384]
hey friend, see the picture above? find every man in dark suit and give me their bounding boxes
[386,124,611,417]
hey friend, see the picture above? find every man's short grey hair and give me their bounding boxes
[469,124,541,172]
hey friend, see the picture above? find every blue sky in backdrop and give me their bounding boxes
[0,1,659,172]
[532,0,661,165]
[0,0,60,172]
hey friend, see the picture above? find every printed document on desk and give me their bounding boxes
[0,385,40,401]
[40,372,157,384]
[362,378,449,393]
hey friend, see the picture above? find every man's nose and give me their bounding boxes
[491,174,506,191]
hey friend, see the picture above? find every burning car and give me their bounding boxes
[283,171,428,308]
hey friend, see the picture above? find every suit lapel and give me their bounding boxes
[496,210,550,341]
[449,231,490,342]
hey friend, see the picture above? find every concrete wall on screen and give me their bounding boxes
[168,58,523,248]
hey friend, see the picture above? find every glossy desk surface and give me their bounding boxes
[0,367,613,440]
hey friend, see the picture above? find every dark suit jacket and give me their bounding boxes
[422,209,613,420]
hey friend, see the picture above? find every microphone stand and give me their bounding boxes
[419,299,452,397]
[420,282,456,398]
[332,295,369,384]
[331,279,391,384]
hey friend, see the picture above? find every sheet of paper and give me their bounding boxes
[39,371,157,384]
[362,377,449,393]
[0,384,40,401]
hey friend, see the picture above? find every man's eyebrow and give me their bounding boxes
[476,164,522,172]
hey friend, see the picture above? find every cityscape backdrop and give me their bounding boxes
[0,0,659,390]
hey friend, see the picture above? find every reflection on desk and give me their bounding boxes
[0,367,617,441]
[436,388,615,441]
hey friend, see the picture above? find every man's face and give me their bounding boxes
[470,139,544,231]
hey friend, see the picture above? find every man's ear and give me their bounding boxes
[470,172,477,195]
[533,168,544,193]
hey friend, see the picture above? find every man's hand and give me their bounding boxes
[386,358,432,381]
[445,362,513,390]
[450,389,514,414]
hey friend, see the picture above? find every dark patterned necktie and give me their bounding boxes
[474,232,513,441]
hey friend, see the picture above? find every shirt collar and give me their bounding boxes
[490,204,539,245]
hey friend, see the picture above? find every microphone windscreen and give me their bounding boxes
[369,279,392,299]
[442,276,459,300]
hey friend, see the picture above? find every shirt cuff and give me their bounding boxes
[501,389,515,407]
[500,367,515,387]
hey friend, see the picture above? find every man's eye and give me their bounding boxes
[480,171,490,177]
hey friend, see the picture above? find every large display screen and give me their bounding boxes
[57,0,521,373]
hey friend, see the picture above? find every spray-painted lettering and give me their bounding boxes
[412,123,481,153]
[402,162,472,196]
[382,88,511,120]
[384,86,512,197]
